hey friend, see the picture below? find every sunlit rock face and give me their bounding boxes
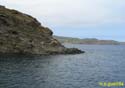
[0,6,84,55]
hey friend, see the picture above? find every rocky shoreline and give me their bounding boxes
[0,6,84,55]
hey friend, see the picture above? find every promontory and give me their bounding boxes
[0,6,84,55]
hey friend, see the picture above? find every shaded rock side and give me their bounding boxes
[0,6,84,55]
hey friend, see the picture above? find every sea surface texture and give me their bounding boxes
[0,44,125,88]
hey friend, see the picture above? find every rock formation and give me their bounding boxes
[0,6,84,55]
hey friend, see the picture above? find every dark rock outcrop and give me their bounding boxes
[63,48,85,54]
[0,6,84,55]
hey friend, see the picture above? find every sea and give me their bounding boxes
[0,44,125,88]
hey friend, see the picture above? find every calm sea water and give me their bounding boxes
[0,44,125,88]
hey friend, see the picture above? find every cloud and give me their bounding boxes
[1,0,125,27]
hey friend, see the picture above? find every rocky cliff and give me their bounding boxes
[0,6,84,55]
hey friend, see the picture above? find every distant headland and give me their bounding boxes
[54,36,125,45]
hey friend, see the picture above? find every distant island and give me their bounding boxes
[54,36,125,45]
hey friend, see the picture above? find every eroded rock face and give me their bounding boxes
[0,6,84,55]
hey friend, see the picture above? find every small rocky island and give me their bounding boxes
[0,6,84,55]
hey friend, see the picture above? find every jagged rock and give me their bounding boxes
[0,6,84,55]
[63,48,85,54]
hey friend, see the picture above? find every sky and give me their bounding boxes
[0,0,125,41]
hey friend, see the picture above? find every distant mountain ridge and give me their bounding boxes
[54,35,125,45]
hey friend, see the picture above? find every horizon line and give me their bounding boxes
[54,35,125,42]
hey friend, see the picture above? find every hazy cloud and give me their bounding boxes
[1,0,125,27]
